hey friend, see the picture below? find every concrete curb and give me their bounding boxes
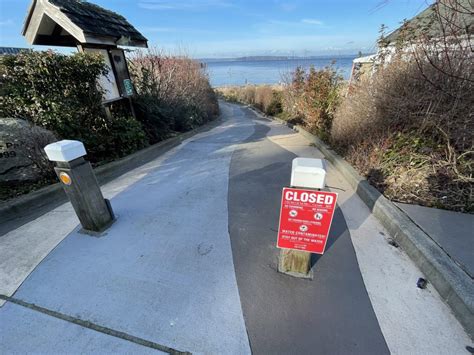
[0,118,222,233]
[247,105,474,339]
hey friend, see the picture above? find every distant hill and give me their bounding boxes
[201,54,366,63]
[235,56,295,61]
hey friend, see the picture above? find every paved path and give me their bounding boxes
[0,102,471,354]
[228,118,388,353]
[396,202,474,278]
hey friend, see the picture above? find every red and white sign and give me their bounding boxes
[277,187,338,254]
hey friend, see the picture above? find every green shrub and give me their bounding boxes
[283,65,342,141]
[132,95,171,144]
[0,51,106,136]
[89,115,148,163]
[0,50,148,163]
[266,91,283,116]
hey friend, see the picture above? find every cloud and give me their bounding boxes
[0,19,14,26]
[138,0,233,10]
[301,19,323,26]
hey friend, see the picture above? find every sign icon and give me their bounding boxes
[314,213,323,221]
[299,225,308,232]
[289,210,298,217]
[123,79,134,96]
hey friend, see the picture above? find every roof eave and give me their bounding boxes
[23,0,88,45]
[82,33,148,48]
[22,0,37,36]
[116,36,148,48]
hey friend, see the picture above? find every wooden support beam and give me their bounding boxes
[279,249,312,278]
[55,157,114,234]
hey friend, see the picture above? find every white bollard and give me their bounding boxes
[291,158,327,189]
[44,140,115,235]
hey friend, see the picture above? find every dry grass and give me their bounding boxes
[216,85,284,116]
[332,55,473,212]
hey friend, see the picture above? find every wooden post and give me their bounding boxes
[104,105,113,120]
[55,158,114,234]
[44,141,114,235]
[277,158,327,279]
[127,97,137,119]
[279,249,312,278]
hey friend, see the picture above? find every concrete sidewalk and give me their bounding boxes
[0,102,471,354]
[396,203,474,278]
[1,103,252,354]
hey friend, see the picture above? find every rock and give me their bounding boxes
[416,277,428,289]
[0,118,56,184]
[388,238,399,248]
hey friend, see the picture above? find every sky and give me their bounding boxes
[0,0,432,58]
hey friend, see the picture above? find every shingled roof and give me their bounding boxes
[23,0,148,47]
[385,0,473,43]
[48,0,147,43]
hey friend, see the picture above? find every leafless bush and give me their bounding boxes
[332,0,473,212]
[129,48,218,131]
[254,86,274,112]
[242,86,256,105]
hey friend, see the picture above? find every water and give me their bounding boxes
[203,56,355,87]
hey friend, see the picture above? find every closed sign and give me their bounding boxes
[277,187,337,254]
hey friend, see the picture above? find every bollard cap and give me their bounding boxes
[44,140,87,162]
[291,158,327,189]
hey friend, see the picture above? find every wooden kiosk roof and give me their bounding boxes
[22,0,148,48]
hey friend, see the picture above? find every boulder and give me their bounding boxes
[0,118,56,184]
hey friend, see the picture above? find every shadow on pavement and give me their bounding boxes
[228,118,389,354]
